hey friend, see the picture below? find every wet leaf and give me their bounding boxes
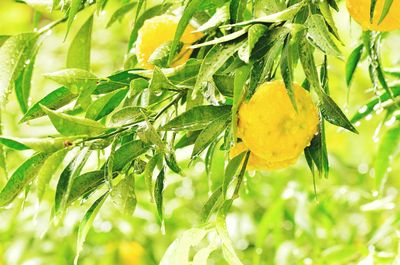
[0,152,50,207]
[200,186,223,223]
[306,14,342,58]
[192,114,229,157]
[20,87,76,123]
[74,192,108,265]
[223,2,304,27]
[230,0,247,23]
[213,74,234,97]
[161,105,231,131]
[66,0,82,38]
[195,5,230,32]
[67,15,93,70]
[148,41,183,68]
[216,200,244,265]
[318,92,358,133]
[223,152,245,196]
[43,68,97,95]
[238,24,267,63]
[346,43,364,87]
[110,140,149,172]
[107,2,137,28]
[0,33,38,104]
[0,136,70,153]
[144,153,162,201]
[194,41,243,95]
[41,105,107,136]
[37,149,68,203]
[109,106,147,127]
[85,88,128,120]
[111,173,137,215]
[154,168,165,222]
[190,28,248,49]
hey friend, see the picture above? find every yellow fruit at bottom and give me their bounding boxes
[229,142,298,170]
[119,241,144,265]
[346,0,400,31]
[234,80,318,170]
[136,14,203,69]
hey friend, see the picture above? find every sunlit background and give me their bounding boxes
[0,0,400,264]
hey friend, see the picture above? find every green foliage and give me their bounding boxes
[1,0,400,264]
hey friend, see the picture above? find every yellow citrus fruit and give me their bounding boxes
[346,0,400,31]
[136,14,203,69]
[119,241,144,265]
[234,80,318,170]
[229,142,298,170]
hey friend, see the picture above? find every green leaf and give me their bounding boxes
[154,168,165,223]
[213,74,234,97]
[144,153,162,202]
[15,43,39,113]
[110,140,149,172]
[107,2,137,28]
[378,0,394,24]
[306,14,342,58]
[238,24,267,63]
[0,33,38,104]
[43,68,97,94]
[280,36,297,110]
[74,192,108,265]
[0,136,70,153]
[374,125,400,193]
[161,105,232,131]
[190,28,247,49]
[148,41,183,68]
[20,87,76,123]
[200,186,223,223]
[67,170,105,203]
[0,152,50,207]
[216,200,244,265]
[67,15,93,71]
[66,0,82,38]
[41,105,107,136]
[168,0,202,64]
[111,173,137,215]
[232,65,251,138]
[110,106,146,127]
[307,121,329,178]
[230,0,247,23]
[195,5,230,32]
[223,2,304,27]
[318,92,358,133]
[223,152,245,196]
[85,88,128,120]
[192,114,229,157]
[318,0,342,42]
[37,149,68,203]
[149,67,177,92]
[55,148,91,216]
[192,244,218,265]
[298,35,349,135]
[194,42,243,95]
[0,35,9,47]
[127,3,173,51]
[160,228,208,265]
[346,44,364,87]
[164,152,181,174]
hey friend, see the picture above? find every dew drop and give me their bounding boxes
[358,105,368,114]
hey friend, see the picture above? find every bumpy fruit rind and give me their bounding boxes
[136,14,202,69]
[232,80,319,170]
[346,0,400,32]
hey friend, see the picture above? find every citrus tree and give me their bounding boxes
[0,0,400,264]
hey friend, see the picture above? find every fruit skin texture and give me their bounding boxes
[230,142,297,170]
[136,15,203,69]
[346,0,400,31]
[233,80,319,170]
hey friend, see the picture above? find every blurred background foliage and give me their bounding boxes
[0,0,400,264]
